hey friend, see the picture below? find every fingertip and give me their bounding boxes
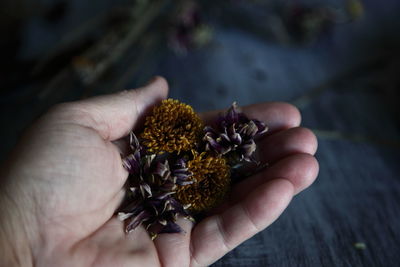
[144,76,169,98]
[293,127,318,155]
[153,216,193,267]
[258,127,318,165]
[128,76,169,103]
[274,102,302,129]
[287,153,319,194]
[303,154,319,191]
[244,102,301,134]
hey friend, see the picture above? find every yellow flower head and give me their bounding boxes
[174,151,230,213]
[141,99,204,154]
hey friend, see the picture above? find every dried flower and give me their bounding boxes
[141,99,203,154]
[284,4,337,44]
[203,102,268,163]
[174,151,230,213]
[119,100,267,239]
[168,1,213,53]
[119,133,194,239]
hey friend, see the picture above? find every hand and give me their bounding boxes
[0,77,318,267]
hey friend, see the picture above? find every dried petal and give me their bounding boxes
[203,102,268,163]
[159,221,183,234]
[123,152,141,175]
[126,210,151,232]
[118,212,133,221]
[120,136,194,238]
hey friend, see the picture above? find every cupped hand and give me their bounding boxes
[0,77,318,267]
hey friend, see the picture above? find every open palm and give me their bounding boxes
[3,77,318,267]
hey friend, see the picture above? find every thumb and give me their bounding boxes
[48,76,169,141]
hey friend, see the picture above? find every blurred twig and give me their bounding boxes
[31,7,131,76]
[76,0,167,87]
[36,0,167,104]
[291,51,393,109]
[312,128,400,149]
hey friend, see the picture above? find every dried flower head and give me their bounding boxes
[203,102,268,163]
[174,151,230,213]
[119,133,194,239]
[119,100,267,239]
[168,1,212,53]
[141,99,203,154]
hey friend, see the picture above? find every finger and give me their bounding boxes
[200,102,301,135]
[89,218,149,248]
[234,154,319,202]
[79,218,160,267]
[190,179,294,267]
[102,187,127,220]
[153,217,193,267]
[257,127,318,164]
[49,76,169,141]
[209,153,318,215]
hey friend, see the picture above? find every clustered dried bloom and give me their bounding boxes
[119,99,267,239]
[204,102,268,163]
[141,99,203,154]
[175,151,230,213]
[119,133,193,239]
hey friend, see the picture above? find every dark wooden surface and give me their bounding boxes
[155,2,400,266]
[1,0,400,266]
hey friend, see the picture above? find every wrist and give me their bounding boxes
[0,181,35,266]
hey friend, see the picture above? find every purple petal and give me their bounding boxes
[205,135,230,154]
[241,140,257,160]
[173,168,191,176]
[154,161,170,179]
[129,187,139,198]
[159,181,176,191]
[249,120,260,136]
[143,154,156,172]
[158,219,168,226]
[129,132,141,151]
[176,179,194,186]
[230,132,242,145]
[219,133,231,143]
[225,102,240,124]
[174,171,191,179]
[173,167,189,173]
[226,124,236,137]
[118,212,133,221]
[159,222,183,234]
[254,119,268,136]
[174,171,192,184]
[155,191,175,200]
[122,153,141,174]
[126,210,150,232]
[140,182,152,198]
[119,199,143,214]
[204,126,218,136]
[169,197,187,213]
[173,158,187,169]
[241,121,258,138]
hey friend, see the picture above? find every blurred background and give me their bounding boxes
[1,0,399,266]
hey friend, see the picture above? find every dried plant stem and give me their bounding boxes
[312,128,400,149]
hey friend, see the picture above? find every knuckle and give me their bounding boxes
[47,102,91,123]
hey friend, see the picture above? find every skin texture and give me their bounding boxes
[0,77,318,267]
